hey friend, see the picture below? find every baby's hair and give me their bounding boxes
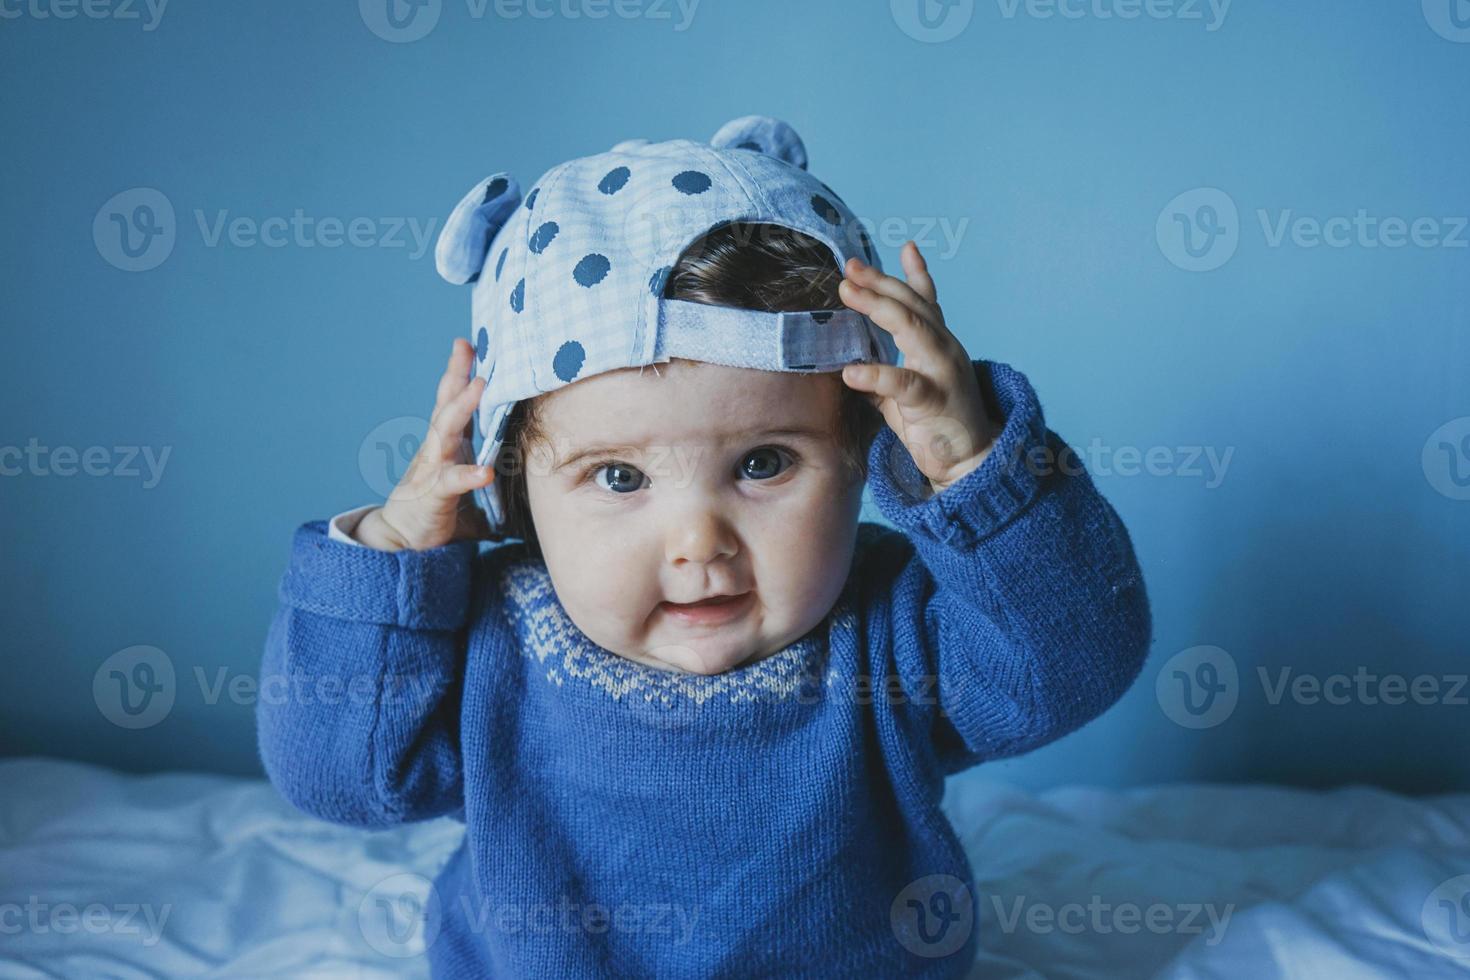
[493,222,885,553]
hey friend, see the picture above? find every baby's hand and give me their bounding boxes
[358,338,496,552]
[838,241,1000,495]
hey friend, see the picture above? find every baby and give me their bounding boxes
[258,116,1153,978]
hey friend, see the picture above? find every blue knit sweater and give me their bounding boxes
[257,359,1152,978]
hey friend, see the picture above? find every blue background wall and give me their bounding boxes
[2,0,1465,791]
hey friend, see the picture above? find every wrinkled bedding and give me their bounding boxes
[3,758,1469,978]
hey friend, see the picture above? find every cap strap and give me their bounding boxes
[654,298,896,372]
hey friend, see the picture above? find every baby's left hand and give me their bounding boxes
[838,241,1000,495]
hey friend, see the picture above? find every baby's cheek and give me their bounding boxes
[597,548,667,639]
[757,501,859,612]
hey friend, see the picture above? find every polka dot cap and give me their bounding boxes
[432,115,897,539]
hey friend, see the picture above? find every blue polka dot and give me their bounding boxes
[736,140,762,152]
[552,340,586,382]
[598,166,631,195]
[482,176,508,203]
[819,181,846,206]
[510,278,525,313]
[858,225,875,262]
[474,326,489,361]
[672,171,712,195]
[648,265,672,296]
[573,253,610,287]
[811,194,841,225]
[525,187,539,211]
[529,221,559,254]
[494,247,508,281]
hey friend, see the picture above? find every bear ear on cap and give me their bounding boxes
[435,172,522,285]
[710,115,808,171]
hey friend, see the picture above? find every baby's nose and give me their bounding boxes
[664,508,740,566]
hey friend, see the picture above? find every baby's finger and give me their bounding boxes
[840,362,943,414]
[900,241,938,305]
[438,461,495,498]
[435,338,474,412]
[428,375,484,462]
[844,256,938,323]
[838,279,951,364]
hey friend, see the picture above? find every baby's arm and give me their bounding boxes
[864,358,1152,775]
[256,521,478,827]
[256,338,499,825]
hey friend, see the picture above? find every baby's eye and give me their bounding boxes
[592,462,648,494]
[740,447,793,481]
[588,448,795,494]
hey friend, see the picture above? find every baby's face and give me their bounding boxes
[522,360,865,675]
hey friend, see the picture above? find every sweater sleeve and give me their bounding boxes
[865,359,1153,777]
[256,519,478,827]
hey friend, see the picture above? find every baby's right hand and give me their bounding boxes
[356,339,496,552]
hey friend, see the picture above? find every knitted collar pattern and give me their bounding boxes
[493,548,869,709]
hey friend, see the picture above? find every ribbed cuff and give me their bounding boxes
[278,520,477,630]
[866,360,1047,549]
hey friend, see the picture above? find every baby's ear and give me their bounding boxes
[710,115,808,171]
[435,173,522,285]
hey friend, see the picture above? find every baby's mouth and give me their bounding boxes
[659,591,755,624]
[669,593,744,608]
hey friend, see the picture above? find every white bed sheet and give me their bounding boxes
[2,757,1469,978]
